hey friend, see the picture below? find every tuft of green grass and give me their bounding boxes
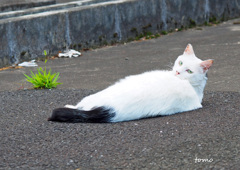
[209,16,217,23]
[24,67,62,89]
[208,16,220,25]
[189,19,196,28]
[145,32,153,39]
[161,31,168,35]
[154,33,160,38]
[134,33,143,40]
[24,50,62,89]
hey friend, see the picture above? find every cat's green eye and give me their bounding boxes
[179,61,183,66]
[186,69,193,74]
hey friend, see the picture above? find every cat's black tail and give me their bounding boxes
[48,107,115,123]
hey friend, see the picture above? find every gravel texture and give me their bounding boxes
[1,89,239,169]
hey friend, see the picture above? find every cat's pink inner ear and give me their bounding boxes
[200,59,214,72]
[184,44,195,55]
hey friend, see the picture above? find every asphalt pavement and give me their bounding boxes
[0,19,240,169]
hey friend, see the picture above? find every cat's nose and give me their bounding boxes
[176,71,180,75]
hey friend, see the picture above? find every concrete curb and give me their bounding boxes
[0,0,56,12]
[1,0,240,67]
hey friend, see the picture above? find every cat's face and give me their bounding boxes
[172,44,213,85]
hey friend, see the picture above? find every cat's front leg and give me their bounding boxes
[64,104,78,109]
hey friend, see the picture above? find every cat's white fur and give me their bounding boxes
[65,44,213,122]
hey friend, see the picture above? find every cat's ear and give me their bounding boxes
[184,44,195,55]
[200,59,214,72]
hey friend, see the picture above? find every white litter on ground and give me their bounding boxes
[58,49,81,58]
[18,60,38,67]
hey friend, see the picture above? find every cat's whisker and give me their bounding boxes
[166,62,174,70]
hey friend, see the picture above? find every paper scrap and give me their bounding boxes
[18,60,38,67]
[58,49,81,58]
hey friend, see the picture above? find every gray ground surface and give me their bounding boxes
[1,90,240,169]
[0,19,240,169]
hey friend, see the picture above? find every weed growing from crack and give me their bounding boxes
[24,50,62,89]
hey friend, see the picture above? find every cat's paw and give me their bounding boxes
[64,104,77,109]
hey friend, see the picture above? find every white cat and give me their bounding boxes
[48,44,213,123]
